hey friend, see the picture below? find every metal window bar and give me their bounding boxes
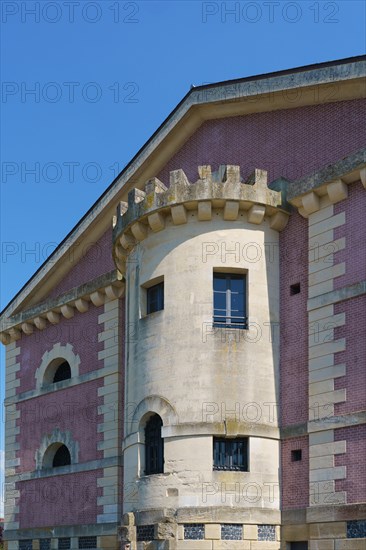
[213,274,247,329]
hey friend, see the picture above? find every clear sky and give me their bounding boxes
[0,0,365,512]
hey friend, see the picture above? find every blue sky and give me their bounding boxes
[0,0,365,512]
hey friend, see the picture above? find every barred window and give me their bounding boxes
[184,524,204,540]
[40,540,51,550]
[136,525,154,541]
[147,282,164,314]
[19,542,32,550]
[58,538,71,550]
[213,438,248,471]
[258,525,276,541]
[145,414,164,475]
[79,536,97,548]
[221,524,243,540]
[213,273,247,329]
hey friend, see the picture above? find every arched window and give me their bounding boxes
[42,358,72,386]
[52,445,71,467]
[42,442,72,469]
[52,361,71,383]
[145,414,164,475]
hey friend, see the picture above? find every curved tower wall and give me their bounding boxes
[113,165,289,546]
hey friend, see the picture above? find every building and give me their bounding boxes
[1,56,365,550]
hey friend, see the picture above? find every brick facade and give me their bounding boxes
[1,59,365,550]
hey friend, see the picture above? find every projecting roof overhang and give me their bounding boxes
[1,56,365,330]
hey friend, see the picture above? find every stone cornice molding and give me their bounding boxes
[0,270,124,344]
[112,165,291,274]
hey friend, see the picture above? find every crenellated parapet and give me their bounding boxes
[112,165,291,274]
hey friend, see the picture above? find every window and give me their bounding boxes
[290,283,300,295]
[213,273,247,329]
[52,445,71,467]
[136,525,155,542]
[184,525,204,540]
[147,282,164,314]
[291,449,302,462]
[40,541,51,550]
[289,543,308,550]
[58,539,71,550]
[19,542,32,550]
[145,414,164,475]
[221,524,243,540]
[53,361,71,383]
[78,537,97,549]
[213,438,248,471]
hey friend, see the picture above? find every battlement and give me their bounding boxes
[112,165,291,274]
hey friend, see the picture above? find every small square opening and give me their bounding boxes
[291,449,302,462]
[290,283,300,295]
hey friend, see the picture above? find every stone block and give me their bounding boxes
[282,524,309,540]
[213,542,250,550]
[244,525,258,540]
[309,540,334,550]
[171,205,187,225]
[309,522,346,538]
[198,201,212,221]
[335,541,366,550]
[205,524,220,540]
[223,200,239,220]
[326,180,348,204]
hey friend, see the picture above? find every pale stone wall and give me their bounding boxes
[123,213,281,518]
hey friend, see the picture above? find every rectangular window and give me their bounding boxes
[19,542,33,550]
[213,438,248,471]
[78,536,97,549]
[184,524,204,540]
[136,525,155,541]
[147,281,164,314]
[213,273,247,329]
[290,543,308,550]
[40,541,51,550]
[58,539,71,550]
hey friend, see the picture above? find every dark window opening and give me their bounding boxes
[145,414,164,475]
[213,438,248,471]
[53,445,71,467]
[78,536,97,549]
[147,282,164,314]
[213,273,247,329]
[290,543,308,550]
[53,361,71,383]
[184,524,204,540]
[291,449,302,462]
[290,283,301,295]
[40,540,51,550]
[58,539,71,550]
[19,542,33,550]
[137,525,155,542]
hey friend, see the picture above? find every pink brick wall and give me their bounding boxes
[335,425,366,504]
[279,211,308,427]
[281,436,309,509]
[17,306,104,395]
[16,380,103,473]
[333,296,366,415]
[334,181,366,290]
[158,100,365,185]
[47,227,115,300]
[17,470,103,528]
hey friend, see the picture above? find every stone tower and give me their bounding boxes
[113,166,290,548]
